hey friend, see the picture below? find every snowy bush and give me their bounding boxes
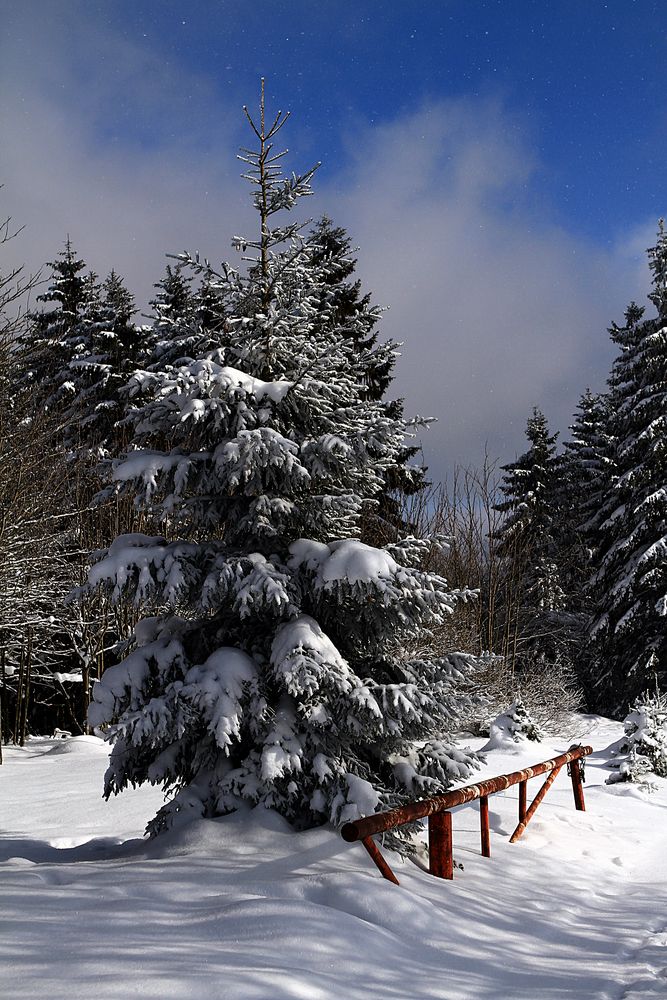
[606,690,667,786]
[481,698,543,751]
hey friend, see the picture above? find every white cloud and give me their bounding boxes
[1,5,656,481]
[1,2,249,311]
[318,102,655,475]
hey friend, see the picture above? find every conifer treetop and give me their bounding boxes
[239,78,320,300]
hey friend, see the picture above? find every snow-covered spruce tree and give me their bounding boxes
[558,389,616,699]
[64,269,142,458]
[492,408,579,677]
[92,270,141,446]
[14,245,146,731]
[21,239,90,413]
[306,215,427,544]
[22,244,141,459]
[586,225,667,715]
[0,222,96,736]
[86,88,483,845]
[578,305,644,590]
[482,697,543,751]
[165,211,427,536]
[308,215,391,401]
[143,262,210,369]
[560,389,615,596]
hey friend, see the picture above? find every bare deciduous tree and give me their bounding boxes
[399,451,582,732]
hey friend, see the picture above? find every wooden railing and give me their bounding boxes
[341,744,592,885]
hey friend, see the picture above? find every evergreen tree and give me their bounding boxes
[13,245,146,732]
[586,225,667,714]
[86,87,483,846]
[22,238,90,413]
[3,230,109,735]
[27,249,143,457]
[307,216,427,544]
[144,262,204,368]
[581,301,646,569]
[607,688,667,783]
[142,219,425,546]
[492,408,572,674]
[560,389,615,604]
[102,270,137,356]
[308,215,391,400]
[79,269,141,457]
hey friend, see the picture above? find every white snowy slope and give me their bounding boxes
[2,719,667,1000]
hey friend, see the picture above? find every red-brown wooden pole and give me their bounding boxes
[361,836,399,885]
[509,766,563,842]
[518,780,527,824]
[569,760,586,811]
[480,795,490,858]
[429,811,453,879]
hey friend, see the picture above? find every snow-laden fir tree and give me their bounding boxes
[559,389,615,698]
[306,215,426,544]
[148,212,426,540]
[586,224,667,714]
[561,389,614,591]
[12,243,148,732]
[23,243,141,458]
[22,239,89,413]
[555,389,614,632]
[86,86,484,845]
[144,262,209,369]
[492,408,576,676]
[2,234,102,733]
[482,697,542,751]
[72,269,141,458]
[307,215,391,400]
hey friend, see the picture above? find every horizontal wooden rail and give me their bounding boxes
[342,744,592,885]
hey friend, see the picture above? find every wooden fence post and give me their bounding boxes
[480,795,490,857]
[429,811,453,879]
[510,766,562,843]
[569,757,586,812]
[519,780,527,823]
[361,836,399,885]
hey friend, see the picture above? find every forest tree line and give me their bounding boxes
[1,145,666,757]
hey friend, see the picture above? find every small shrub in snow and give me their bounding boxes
[606,690,667,786]
[605,748,656,791]
[481,698,543,751]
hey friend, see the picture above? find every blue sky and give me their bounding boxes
[103,0,666,243]
[2,1,666,479]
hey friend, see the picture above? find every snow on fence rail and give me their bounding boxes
[341,744,592,885]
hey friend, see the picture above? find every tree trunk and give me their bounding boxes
[0,647,5,764]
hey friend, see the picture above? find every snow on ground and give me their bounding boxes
[3,718,667,999]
